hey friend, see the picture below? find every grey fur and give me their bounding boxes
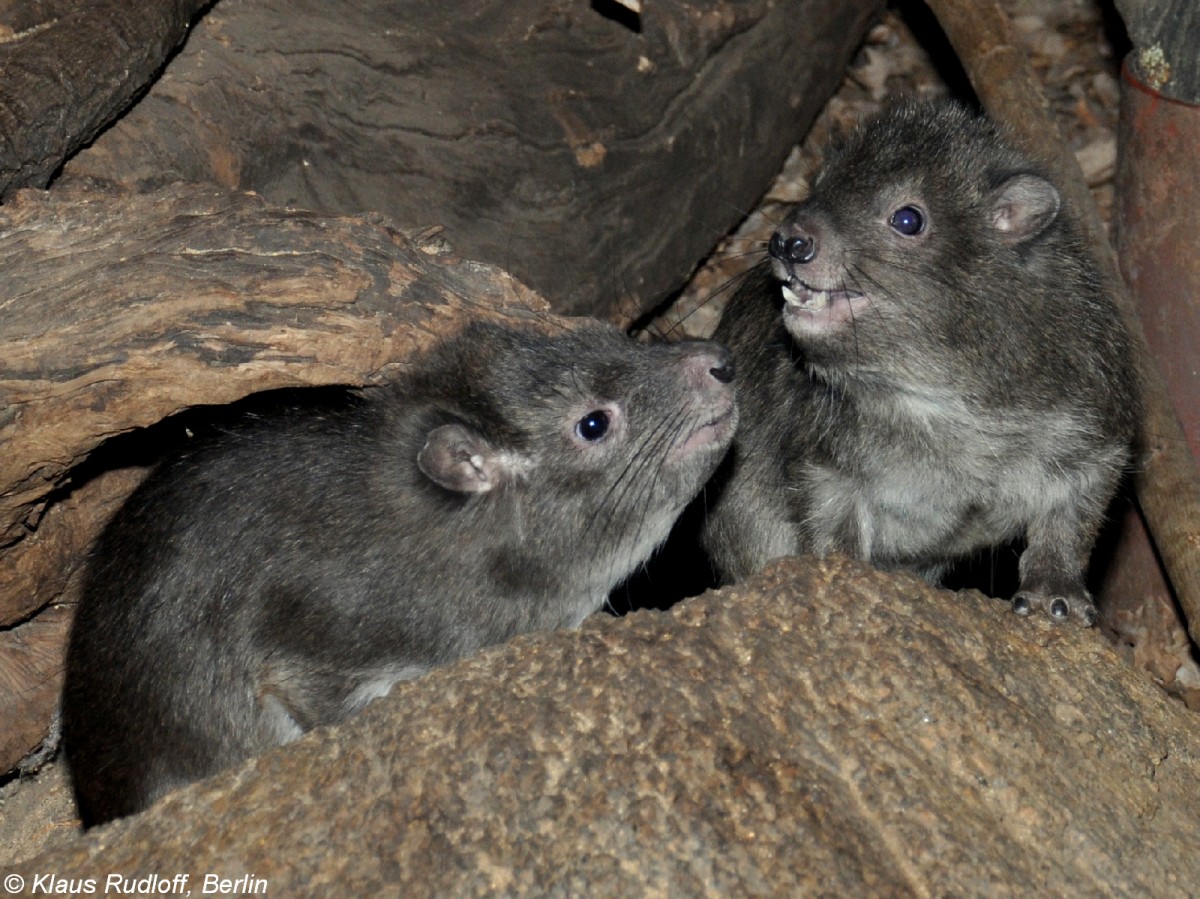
[703,98,1137,625]
[64,320,736,826]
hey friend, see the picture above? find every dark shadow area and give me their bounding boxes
[893,0,978,106]
[1096,0,1132,64]
[590,0,642,34]
[51,386,363,504]
[941,542,1023,601]
[610,492,719,615]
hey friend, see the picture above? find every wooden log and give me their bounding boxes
[60,0,884,321]
[0,182,550,558]
[0,465,143,775]
[0,603,70,775]
[13,557,1200,893]
[0,0,208,199]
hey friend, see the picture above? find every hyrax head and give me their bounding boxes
[767,99,1064,381]
[405,321,737,590]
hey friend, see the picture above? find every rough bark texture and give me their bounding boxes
[60,0,883,322]
[0,0,208,199]
[0,604,69,777]
[0,183,549,558]
[1113,0,1200,102]
[924,0,1200,674]
[0,468,142,773]
[9,556,1200,895]
[0,181,556,773]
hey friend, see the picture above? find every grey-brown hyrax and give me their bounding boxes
[703,98,1137,626]
[64,320,737,826]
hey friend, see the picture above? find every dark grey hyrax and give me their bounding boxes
[703,98,1137,625]
[64,320,736,826]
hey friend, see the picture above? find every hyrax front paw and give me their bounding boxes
[1011,587,1098,627]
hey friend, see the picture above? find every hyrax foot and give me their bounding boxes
[1011,588,1098,627]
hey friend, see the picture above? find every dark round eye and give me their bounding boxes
[575,410,610,442]
[889,205,926,236]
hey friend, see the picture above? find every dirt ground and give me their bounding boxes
[0,0,1157,869]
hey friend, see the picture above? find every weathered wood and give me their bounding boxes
[0,463,147,773]
[1113,0,1200,102]
[0,183,549,558]
[0,604,70,777]
[0,469,142,775]
[61,0,883,321]
[0,181,553,610]
[0,0,207,199]
[924,0,1200,656]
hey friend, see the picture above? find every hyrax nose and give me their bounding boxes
[683,344,735,390]
[769,228,817,265]
[709,350,735,384]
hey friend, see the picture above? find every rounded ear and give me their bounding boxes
[417,423,528,494]
[988,173,1061,245]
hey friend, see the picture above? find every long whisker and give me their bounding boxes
[590,404,691,590]
[658,265,762,340]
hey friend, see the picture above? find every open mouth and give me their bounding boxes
[780,278,866,329]
[780,280,864,312]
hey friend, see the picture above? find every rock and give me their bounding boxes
[0,762,77,867]
[10,555,1200,896]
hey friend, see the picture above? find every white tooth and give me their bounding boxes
[781,285,802,306]
[811,290,830,310]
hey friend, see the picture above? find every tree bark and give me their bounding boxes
[0,0,208,199]
[13,557,1200,894]
[0,183,550,559]
[60,0,884,322]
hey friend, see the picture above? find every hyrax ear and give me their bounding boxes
[418,423,526,494]
[988,173,1061,245]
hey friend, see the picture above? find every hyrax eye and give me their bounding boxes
[889,205,926,236]
[575,410,610,442]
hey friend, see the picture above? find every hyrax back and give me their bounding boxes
[64,320,737,825]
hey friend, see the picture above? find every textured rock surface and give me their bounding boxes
[10,555,1200,896]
